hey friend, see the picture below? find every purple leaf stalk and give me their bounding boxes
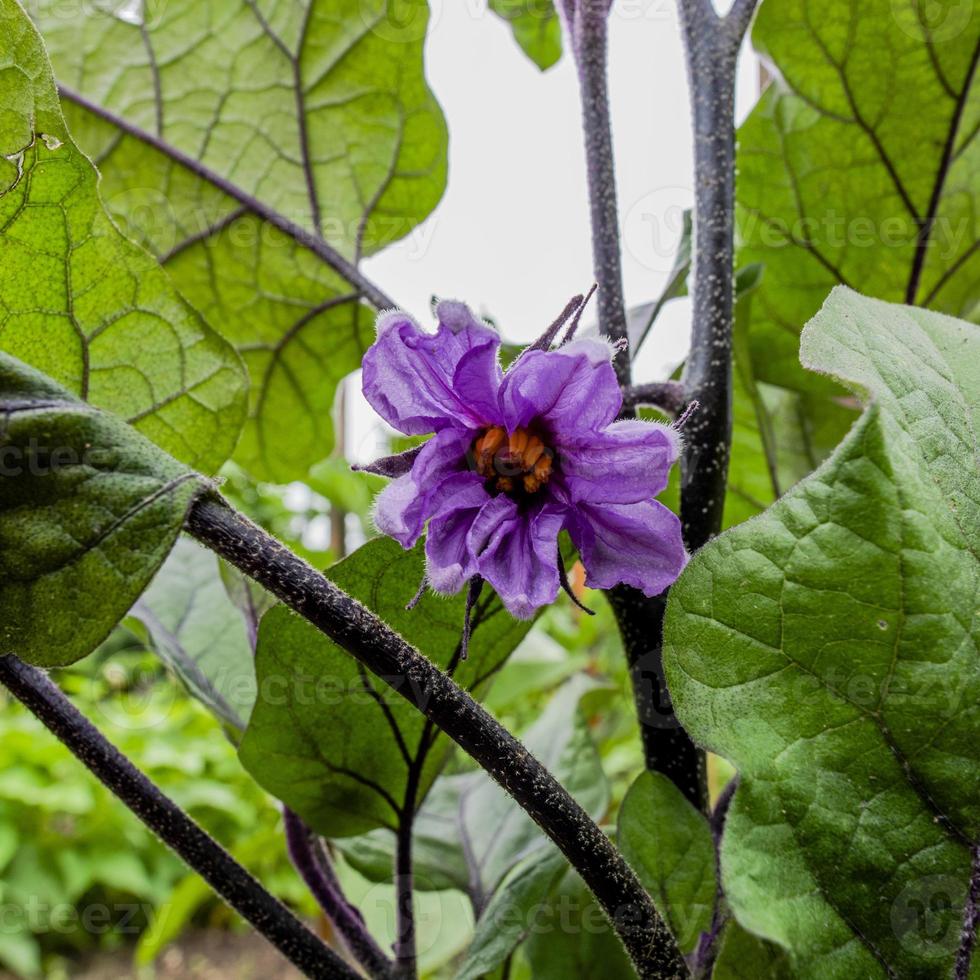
[360,300,687,619]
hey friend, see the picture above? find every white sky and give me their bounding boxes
[349,0,760,466]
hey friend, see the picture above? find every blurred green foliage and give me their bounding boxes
[0,638,313,977]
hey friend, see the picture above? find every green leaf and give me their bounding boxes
[337,676,609,896]
[456,847,567,980]
[736,0,980,393]
[238,535,535,838]
[129,536,257,733]
[713,921,792,980]
[617,771,716,955]
[522,868,637,979]
[489,0,563,71]
[34,0,449,480]
[664,288,980,975]
[0,353,206,667]
[0,0,246,474]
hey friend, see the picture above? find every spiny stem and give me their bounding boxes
[187,495,689,979]
[0,656,357,980]
[283,808,395,979]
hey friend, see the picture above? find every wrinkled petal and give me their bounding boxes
[569,500,687,596]
[373,429,474,547]
[498,338,621,436]
[558,419,681,503]
[363,305,501,435]
[467,497,565,619]
[425,474,491,593]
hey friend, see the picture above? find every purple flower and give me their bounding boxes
[361,300,687,619]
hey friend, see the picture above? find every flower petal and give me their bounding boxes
[558,419,681,503]
[498,338,621,436]
[362,305,501,435]
[373,429,474,547]
[569,500,687,596]
[424,474,491,593]
[467,496,565,619]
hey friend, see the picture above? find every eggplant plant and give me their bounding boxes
[0,0,977,976]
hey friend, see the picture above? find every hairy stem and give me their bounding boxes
[187,495,688,978]
[611,0,758,813]
[0,656,357,980]
[677,0,757,551]
[561,0,631,384]
[283,809,395,979]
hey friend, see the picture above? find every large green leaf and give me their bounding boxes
[664,288,979,975]
[0,353,205,667]
[128,536,257,734]
[0,0,246,474]
[238,535,534,838]
[737,0,980,393]
[617,771,716,955]
[33,0,448,481]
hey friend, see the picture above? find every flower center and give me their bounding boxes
[473,426,554,495]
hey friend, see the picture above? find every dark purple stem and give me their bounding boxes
[676,0,758,551]
[186,495,688,978]
[562,0,631,385]
[283,808,395,979]
[692,777,739,978]
[0,656,357,980]
[621,382,688,416]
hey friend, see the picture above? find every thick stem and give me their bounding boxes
[608,589,708,811]
[562,0,631,384]
[611,0,758,812]
[0,656,357,980]
[187,495,688,978]
[283,809,395,979]
[676,0,756,552]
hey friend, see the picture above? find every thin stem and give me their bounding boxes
[59,86,398,313]
[394,794,418,978]
[693,777,739,979]
[187,495,688,978]
[0,656,357,980]
[676,0,757,551]
[283,809,395,979]
[561,0,631,384]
